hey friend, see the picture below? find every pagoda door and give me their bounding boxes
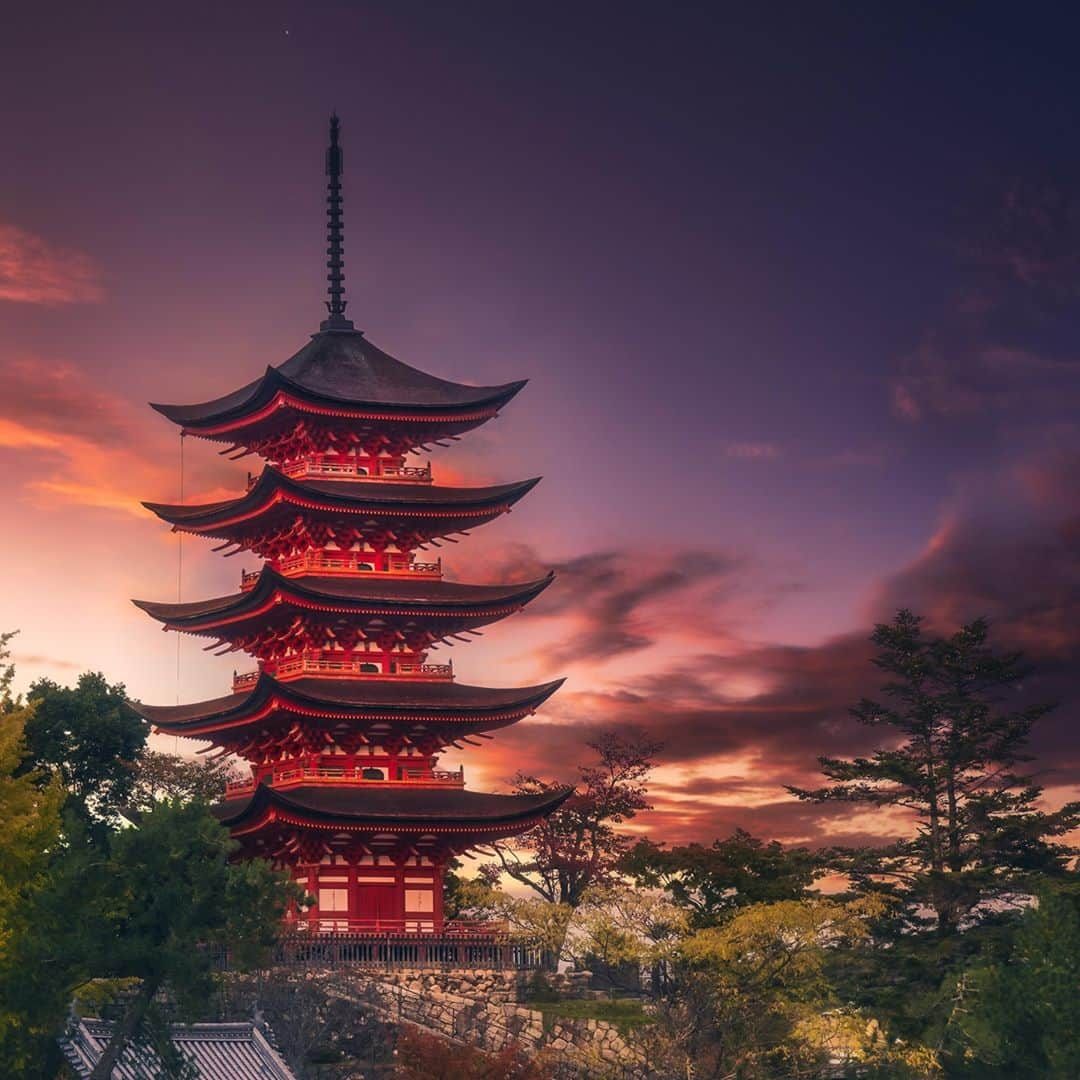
[356,881,399,930]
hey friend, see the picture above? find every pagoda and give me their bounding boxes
[134,115,569,935]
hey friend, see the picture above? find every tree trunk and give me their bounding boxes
[88,974,162,1080]
[945,769,961,872]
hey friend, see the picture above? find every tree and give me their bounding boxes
[127,750,238,810]
[623,829,824,927]
[565,884,688,992]
[485,731,660,908]
[449,876,574,959]
[76,800,303,1078]
[22,672,146,824]
[395,1026,552,1079]
[790,611,1079,936]
[0,630,19,715]
[945,879,1080,1077]
[0,701,65,1073]
[643,897,937,1079]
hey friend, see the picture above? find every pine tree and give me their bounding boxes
[790,610,1079,935]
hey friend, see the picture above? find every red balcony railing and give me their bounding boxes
[278,460,432,483]
[225,765,465,800]
[241,554,442,589]
[232,656,453,691]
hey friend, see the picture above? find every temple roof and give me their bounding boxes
[150,330,527,429]
[142,468,540,531]
[133,674,565,731]
[61,1019,296,1080]
[132,567,554,625]
[215,782,572,830]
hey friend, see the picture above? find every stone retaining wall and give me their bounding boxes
[372,967,594,1004]
[341,969,648,1077]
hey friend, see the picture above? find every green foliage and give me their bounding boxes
[88,800,300,1004]
[623,829,824,927]
[0,696,66,1073]
[0,631,19,714]
[945,881,1080,1077]
[22,672,146,824]
[452,875,574,956]
[0,798,301,1076]
[529,997,651,1035]
[567,884,688,978]
[791,610,1079,936]
[643,896,938,1077]
[127,750,238,810]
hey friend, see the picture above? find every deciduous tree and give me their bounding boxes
[623,829,824,927]
[128,750,238,810]
[22,672,146,825]
[485,731,660,908]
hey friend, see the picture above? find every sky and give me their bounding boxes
[2,2,1080,849]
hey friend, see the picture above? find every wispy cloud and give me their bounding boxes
[724,441,782,460]
[0,355,236,516]
[0,224,105,305]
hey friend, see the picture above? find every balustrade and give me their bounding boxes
[278,459,432,482]
[231,655,453,692]
[265,552,442,577]
[225,764,465,798]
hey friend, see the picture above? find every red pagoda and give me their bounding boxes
[134,115,568,937]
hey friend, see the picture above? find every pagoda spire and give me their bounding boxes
[320,112,355,333]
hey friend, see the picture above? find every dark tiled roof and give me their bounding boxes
[215,782,572,828]
[150,330,526,426]
[142,469,540,528]
[132,676,565,728]
[133,568,553,623]
[60,1018,295,1079]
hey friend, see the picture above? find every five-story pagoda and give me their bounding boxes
[134,115,569,936]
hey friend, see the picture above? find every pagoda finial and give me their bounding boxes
[320,112,355,333]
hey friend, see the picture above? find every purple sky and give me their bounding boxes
[2,3,1079,845]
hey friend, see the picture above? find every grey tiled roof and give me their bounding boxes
[61,1018,296,1079]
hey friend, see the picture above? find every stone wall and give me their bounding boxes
[372,967,595,1004]
[334,968,648,1077]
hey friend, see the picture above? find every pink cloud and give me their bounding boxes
[0,224,105,305]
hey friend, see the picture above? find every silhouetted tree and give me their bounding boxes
[485,731,660,907]
[790,610,1079,936]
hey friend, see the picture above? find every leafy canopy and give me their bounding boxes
[623,829,824,927]
[22,672,146,824]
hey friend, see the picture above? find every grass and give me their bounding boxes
[528,997,652,1035]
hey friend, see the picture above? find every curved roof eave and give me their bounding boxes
[149,332,528,428]
[214,781,574,829]
[141,470,542,528]
[130,675,566,729]
[131,568,555,625]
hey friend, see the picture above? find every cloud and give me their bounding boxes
[0,355,238,517]
[890,337,1080,424]
[463,443,1080,848]
[871,452,1080,666]
[458,543,755,671]
[724,441,782,460]
[11,653,81,671]
[0,224,105,305]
